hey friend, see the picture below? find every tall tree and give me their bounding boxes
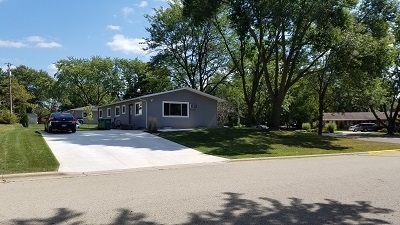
[145,0,232,94]
[356,0,400,134]
[184,0,357,129]
[212,9,265,126]
[11,65,55,111]
[54,56,121,109]
[114,58,172,99]
[0,75,33,115]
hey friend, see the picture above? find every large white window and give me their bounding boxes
[163,101,189,117]
[115,106,120,117]
[99,109,103,118]
[135,102,142,116]
[107,108,111,117]
[122,105,126,114]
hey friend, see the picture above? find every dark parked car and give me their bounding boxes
[349,123,380,132]
[44,112,77,133]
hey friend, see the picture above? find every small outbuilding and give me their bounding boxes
[27,113,38,124]
[98,87,225,129]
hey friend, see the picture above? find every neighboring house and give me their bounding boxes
[98,87,225,129]
[323,112,388,129]
[27,113,38,124]
[67,106,98,124]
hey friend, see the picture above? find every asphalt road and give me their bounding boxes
[1,153,399,224]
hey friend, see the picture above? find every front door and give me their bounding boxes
[129,104,133,124]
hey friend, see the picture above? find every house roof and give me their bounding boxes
[323,112,388,121]
[99,87,226,108]
[67,106,98,111]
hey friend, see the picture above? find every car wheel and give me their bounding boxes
[353,129,357,132]
[363,128,367,132]
[71,129,76,133]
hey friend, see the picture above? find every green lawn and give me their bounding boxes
[77,123,98,130]
[159,128,400,159]
[0,124,59,175]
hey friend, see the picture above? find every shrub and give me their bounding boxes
[302,122,311,131]
[20,112,29,128]
[226,112,238,127]
[148,117,158,133]
[311,122,317,129]
[325,122,337,133]
[0,110,19,124]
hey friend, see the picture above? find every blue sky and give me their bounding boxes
[0,0,168,75]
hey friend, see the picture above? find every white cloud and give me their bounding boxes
[26,36,46,43]
[106,34,147,55]
[0,36,62,48]
[122,7,134,18]
[0,39,26,48]
[47,64,58,75]
[107,25,121,31]
[27,36,62,48]
[137,1,148,7]
[36,42,62,48]
[0,64,16,71]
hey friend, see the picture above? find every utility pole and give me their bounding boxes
[5,63,12,114]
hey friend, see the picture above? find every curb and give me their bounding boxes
[368,149,400,154]
[229,152,368,162]
[1,172,73,183]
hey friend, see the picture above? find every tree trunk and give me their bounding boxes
[269,96,285,129]
[317,93,325,135]
[317,106,324,135]
[387,118,396,135]
[244,105,255,127]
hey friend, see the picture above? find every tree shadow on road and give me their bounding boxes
[11,208,83,225]
[184,192,394,225]
[9,193,394,225]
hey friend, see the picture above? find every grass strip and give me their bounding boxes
[0,124,59,175]
[159,128,400,159]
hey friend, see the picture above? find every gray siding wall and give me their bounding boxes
[69,110,99,124]
[144,90,217,129]
[28,113,38,124]
[98,100,146,129]
[98,89,218,129]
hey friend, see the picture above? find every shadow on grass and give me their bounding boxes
[9,193,394,224]
[35,130,74,136]
[160,128,348,157]
[268,131,347,150]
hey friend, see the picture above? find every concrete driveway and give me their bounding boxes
[41,130,226,173]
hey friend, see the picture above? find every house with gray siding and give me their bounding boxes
[323,112,388,129]
[67,106,99,124]
[98,88,225,129]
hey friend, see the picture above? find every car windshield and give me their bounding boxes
[52,113,73,121]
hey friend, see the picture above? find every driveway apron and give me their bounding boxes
[41,130,226,173]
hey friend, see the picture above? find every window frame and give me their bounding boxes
[99,109,103,118]
[162,101,189,118]
[135,102,142,116]
[107,108,111,118]
[115,106,120,117]
[122,105,126,114]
